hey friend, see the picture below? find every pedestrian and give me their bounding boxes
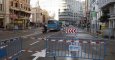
[42,23,47,33]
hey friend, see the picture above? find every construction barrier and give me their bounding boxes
[0,37,22,60]
[46,38,106,60]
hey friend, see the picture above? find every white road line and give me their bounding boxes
[58,40,63,42]
[21,50,26,52]
[0,45,8,49]
[22,33,40,38]
[32,49,46,60]
[66,58,73,60]
[30,41,39,46]
[28,50,33,53]
[31,37,35,39]
[38,38,43,40]
[51,40,56,41]
[35,51,39,53]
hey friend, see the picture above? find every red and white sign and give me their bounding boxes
[66,28,77,34]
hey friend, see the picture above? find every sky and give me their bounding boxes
[30,0,85,19]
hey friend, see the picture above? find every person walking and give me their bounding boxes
[42,23,47,33]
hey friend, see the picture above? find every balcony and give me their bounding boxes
[10,6,30,14]
[98,0,115,8]
[59,15,71,18]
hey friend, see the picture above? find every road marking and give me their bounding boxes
[22,33,40,38]
[32,49,46,60]
[58,40,63,42]
[30,41,39,46]
[51,40,56,42]
[21,50,26,52]
[28,50,33,53]
[38,38,43,40]
[31,37,35,39]
[0,45,8,49]
[66,57,72,60]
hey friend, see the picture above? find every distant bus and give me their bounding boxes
[47,20,62,31]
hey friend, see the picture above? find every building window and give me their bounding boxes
[0,0,3,4]
[0,4,2,11]
[11,1,13,6]
[15,3,18,7]
[20,3,22,8]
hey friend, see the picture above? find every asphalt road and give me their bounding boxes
[17,27,105,60]
[0,28,42,40]
[0,27,115,60]
[19,30,61,60]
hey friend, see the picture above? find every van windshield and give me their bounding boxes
[48,20,56,24]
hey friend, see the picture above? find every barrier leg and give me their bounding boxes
[54,56,56,60]
[13,58,18,60]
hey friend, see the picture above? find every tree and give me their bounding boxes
[99,14,109,23]
[99,10,110,23]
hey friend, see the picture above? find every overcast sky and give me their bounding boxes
[30,0,85,19]
[30,0,85,7]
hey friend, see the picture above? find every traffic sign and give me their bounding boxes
[66,28,77,34]
[69,41,81,51]
[69,45,81,51]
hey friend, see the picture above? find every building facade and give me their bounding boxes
[9,0,31,29]
[58,0,73,22]
[0,0,5,28]
[0,0,9,29]
[42,10,50,23]
[90,0,101,33]
[0,0,31,30]
[30,7,50,27]
[59,0,83,25]
[80,0,91,30]
[98,0,115,38]
[31,7,43,25]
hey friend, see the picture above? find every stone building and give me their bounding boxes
[31,7,43,25]
[30,7,50,27]
[42,10,49,23]
[0,0,31,30]
[98,0,115,38]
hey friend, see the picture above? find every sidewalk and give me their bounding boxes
[105,40,115,60]
[82,28,115,60]
[0,27,42,41]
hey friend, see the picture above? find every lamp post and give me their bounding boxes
[19,3,22,29]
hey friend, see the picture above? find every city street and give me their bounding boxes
[12,27,113,60]
[0,0,115,60]
[0,26,115,60]
[0,28,42,40]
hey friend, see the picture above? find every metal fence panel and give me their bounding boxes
[0,37,22,60]
[46,38,106,60]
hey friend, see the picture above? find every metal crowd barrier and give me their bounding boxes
[0,37,22,60]
[45,37,106,60]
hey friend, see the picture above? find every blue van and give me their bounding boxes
[47,20,62,31]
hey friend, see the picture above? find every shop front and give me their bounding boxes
[0,18,4,28]
[13,19,29,30]
[109,17,115,38]
[10,14,29,30]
